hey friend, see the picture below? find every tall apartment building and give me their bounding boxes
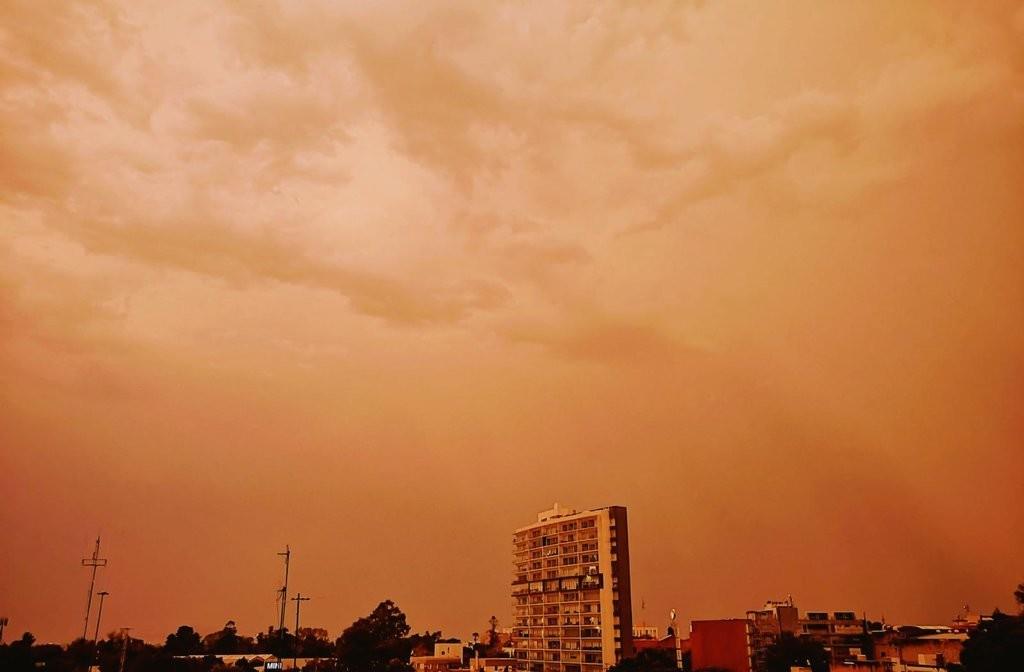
[511,504,634,672]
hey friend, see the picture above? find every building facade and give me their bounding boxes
[689,600,870,672]
[800,610,866,666]
[746,598,800,671]
[690,619,752,672]
[511,504,634,672]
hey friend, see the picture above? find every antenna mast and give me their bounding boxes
[81,536,108,640]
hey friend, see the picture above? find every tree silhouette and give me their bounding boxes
[165,625,204,655]
[608,648,678,672]
[761,633,828,672]
[961,608,1024,671]
[0,632,37,672]
[335,600,414,672]
[202,620,255,655]
[406,630,442,657]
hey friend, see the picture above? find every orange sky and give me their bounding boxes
[2,0,1023,646]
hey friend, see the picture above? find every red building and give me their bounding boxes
[690,619,751,672]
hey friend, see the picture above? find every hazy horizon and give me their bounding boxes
[2,0,1022,647]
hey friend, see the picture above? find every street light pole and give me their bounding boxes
[93,592,110,643]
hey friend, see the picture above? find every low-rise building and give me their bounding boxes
[470,656,516,672]
[688,599,872,671]
[874,630,967,669]
[412,643,467,672]
[411,655,464,672]
[800,609,866,667]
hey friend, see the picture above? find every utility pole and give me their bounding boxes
[81,536,108,640]
[93,592,110,643]
[0,617,8,643]
[291,593,310,670]
[277,545,291,646]
[118,628,132,672]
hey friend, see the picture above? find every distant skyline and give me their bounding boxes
[2,0,1023,646]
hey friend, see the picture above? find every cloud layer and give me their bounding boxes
[2,0,1023,645]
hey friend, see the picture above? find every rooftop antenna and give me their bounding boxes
[277,545,291,642]
[81,536,108,640]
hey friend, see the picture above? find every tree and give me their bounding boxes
[297,628,334,658]
[960,609,1024,671]
[256,627,295,658]
[63,637,97,671]
[484,616,503,656]
[165,625,204,656]
[0,632,37,672]
[761,633,828,672]
[335,600,413,672]
[405,631,441,658]
[1015,583,1024,610]
[608,648,678,672]
[203,621,255,655]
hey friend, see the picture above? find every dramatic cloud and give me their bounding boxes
[1,0,1022,646]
